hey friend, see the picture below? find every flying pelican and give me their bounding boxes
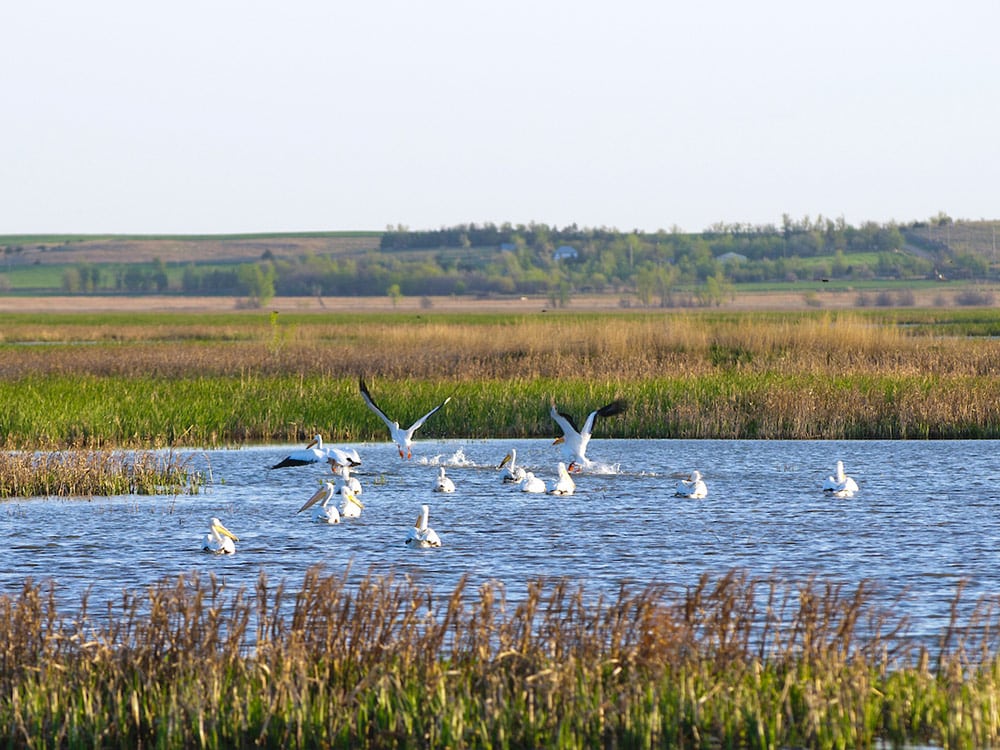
[296,481,342,524]
[549,398,627,472]
[823,460,859,498]
[405,504,441,548]
[270,435,362,470]
[202,517,239,554]
[359,377,451,459]
[433,466,456,493]
[675,470,708,499]
[548,462,576,495]
[498,449,527,484]
[520,472,546,493]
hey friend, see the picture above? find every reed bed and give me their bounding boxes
[3,372,1000,449]
[2,567,1000,748]
[0,450,203,497]
[5,309,1000,446]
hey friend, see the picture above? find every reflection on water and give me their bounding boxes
[3,438,1000,640]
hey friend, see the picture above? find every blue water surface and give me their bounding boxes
[2,438,998,640]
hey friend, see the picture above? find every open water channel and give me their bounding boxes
[2,438,999,643]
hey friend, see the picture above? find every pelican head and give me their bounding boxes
[306,435,323,450]
[211,517,238,541]
[552,436,565,446]
[498,452,513,469]
[203,517,239,554]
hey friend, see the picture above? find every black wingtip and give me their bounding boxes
[597,400,627,419]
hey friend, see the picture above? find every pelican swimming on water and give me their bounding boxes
[433,466,456,493]
[329,459,362,495]
[675,470,708,499]
[548,462,576,495]
[297,481,342,524]
[270,435,362,470]
[359,377,451,459]
[338,486,365,518]
[405,504,441,548]
[498,448,527,484]
[823,460,859,498]
[550,398,627,472]
[519,472,546,493]
[202,517,239,554]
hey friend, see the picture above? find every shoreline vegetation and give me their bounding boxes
[3,567,1000,748]
[3,307,1000,452]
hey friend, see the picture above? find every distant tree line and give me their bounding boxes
[44,216,999,305]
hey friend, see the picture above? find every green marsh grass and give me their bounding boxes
[5,309,1000,446]
[2,567,1000,748]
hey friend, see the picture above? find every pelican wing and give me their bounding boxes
[404,396,451,436]
[550,404,581,440]
[580,399,627,436]
[359,377,397,431]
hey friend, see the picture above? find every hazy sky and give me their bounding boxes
[3,1,998,234]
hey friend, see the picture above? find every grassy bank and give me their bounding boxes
[4,308,1000,447]
[2,372,1000,449]
[2,567,998,748]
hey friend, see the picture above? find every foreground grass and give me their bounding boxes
[2,568,998,748]
[4,308,1000,447]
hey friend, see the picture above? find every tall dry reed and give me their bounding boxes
[2,567,1000,747]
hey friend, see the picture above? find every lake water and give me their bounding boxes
[3,438,999,642]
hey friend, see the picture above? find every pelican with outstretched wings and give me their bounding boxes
[359,377,451,459]
[549,398,626,471]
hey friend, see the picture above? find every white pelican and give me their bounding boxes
[520,472,546,493]
[359,377,451,459]
[327,445,362,470]
[338,486,364,518]
[675,470,708,499]
[296,481,342,524]
[498,449,527,484]
[433,466,456,493]
[550,398,627,472]
[823,460,859,498]
[329,459,362,495]
[202,517,239,554]
[270,435,362,470]
[548,462,575,495]
[405,504,442,548]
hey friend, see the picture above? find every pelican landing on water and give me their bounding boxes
[270,434,361,470]
[549,398,627,472]
[359,377,451,459]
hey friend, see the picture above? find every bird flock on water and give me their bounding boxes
[203,377,861,553]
